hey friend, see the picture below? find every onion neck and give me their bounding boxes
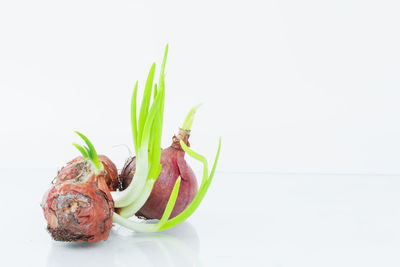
[171,128,190,150]
[171,104,200,150]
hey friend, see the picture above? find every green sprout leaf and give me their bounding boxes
[182,104,201,131]
[74,131,101,171]
[111,44,168,209]
[73,143,89,159]
[153,83,158,100]
[159,44,168,83]
[158,138,221,231]
[138,63,156,146]
[131,81,139,155]
[159,176,181,225]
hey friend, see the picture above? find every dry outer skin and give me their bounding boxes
[56,155,119,191]
[41,159,116,242]
[120,132,198,219]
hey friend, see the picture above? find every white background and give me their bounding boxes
[1,0,400,174]
[1,1,400,266]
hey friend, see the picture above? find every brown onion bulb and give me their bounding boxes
[56,155,119,191]
[41,158,116,242]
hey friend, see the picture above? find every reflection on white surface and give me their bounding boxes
[4,170,400,266]
[46,222,200,267]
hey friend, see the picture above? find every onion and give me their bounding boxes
[120,127,198,219]
[41,133,117,242]
[111,46,221,232]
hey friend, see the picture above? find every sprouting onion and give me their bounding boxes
[113,138,221,232]
[119,104,207,220]
[42,132,116,242]
[110,45,222,232]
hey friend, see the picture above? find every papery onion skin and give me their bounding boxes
[120,130,198,219]
[56,155,119,191]
[41,158,116,242]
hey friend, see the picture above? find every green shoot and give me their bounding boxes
[111,45,168,208]
[131,81,139,155]
[182,104,201,131]
[73,131,102,172]
[73,143,89,158]
[137,63,156,147]
[158,138,221,231]
[153,83,158,100]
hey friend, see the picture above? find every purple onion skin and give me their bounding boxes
[120,135,198,219]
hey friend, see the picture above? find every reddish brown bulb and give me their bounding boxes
[41,156,118,242]
[120,129,198,219]
[56,155,119,191]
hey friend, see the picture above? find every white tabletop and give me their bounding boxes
[2,169,400,266]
